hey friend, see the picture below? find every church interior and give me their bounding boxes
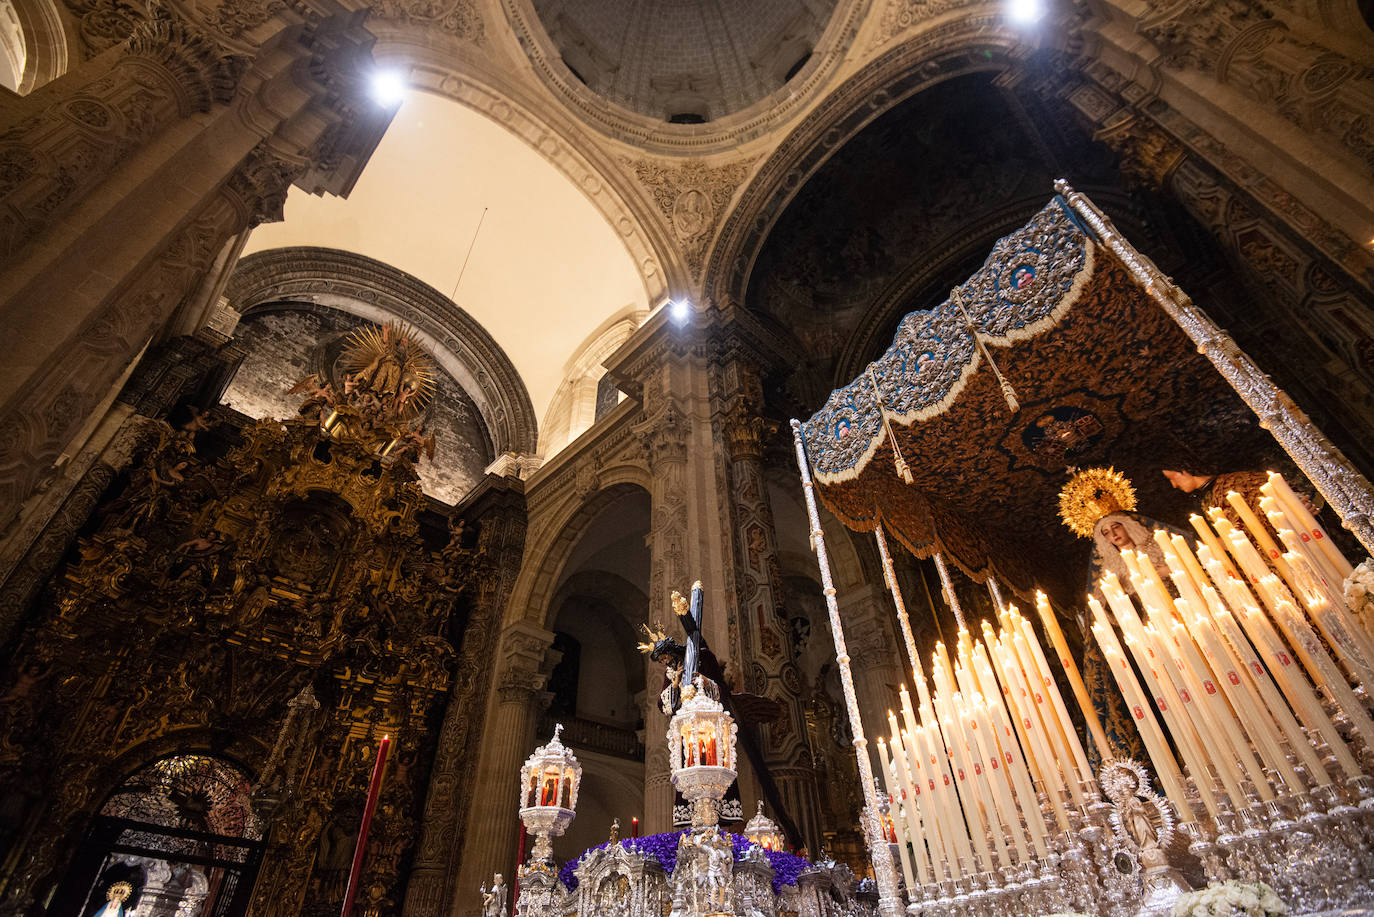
[2,0,1374,915]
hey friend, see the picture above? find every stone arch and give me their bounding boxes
[6,0,70,93]
[225,246,538,459]
[508,479,652,632]
[540,307,647,457]
[363,24,689,300]
[829,185,1155,386]
[702,15,1039,308]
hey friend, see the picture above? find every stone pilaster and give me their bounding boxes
[635,377,690,834]
[450,620,557,917]
[718,369,824,852]
[404,478,525,917]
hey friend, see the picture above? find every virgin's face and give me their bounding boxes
[1100,520,1132,549]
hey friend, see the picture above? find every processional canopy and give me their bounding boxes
[800,195,1272,603]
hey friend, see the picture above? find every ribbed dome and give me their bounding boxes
[531,0,838,122]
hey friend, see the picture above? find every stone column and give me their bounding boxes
[449,620,557,917]
[718,361,824,853]
[404,480,525,917]
[0,11,389,528]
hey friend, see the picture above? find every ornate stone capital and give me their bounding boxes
[494,622,557,706]
[633,401,689,469]
[1094,113,1188,190]
[125,15,250,111]
[721,402,776,464]
[628,157,755,279]
[223,143,303,227]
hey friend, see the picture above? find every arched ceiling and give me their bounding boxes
[528,0,837,121]
[742,68,1216,396]
[242,89,650,433]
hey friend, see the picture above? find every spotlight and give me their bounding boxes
[371,70,407,106]
[669,299,692,324]
[1007,0,1045,23]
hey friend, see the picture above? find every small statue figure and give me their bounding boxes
[94,881,133,917]
[608,817,620,843]
[480,873,507,917]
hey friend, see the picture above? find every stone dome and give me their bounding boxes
[529,0,839,123]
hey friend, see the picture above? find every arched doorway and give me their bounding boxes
[53,755,265,917]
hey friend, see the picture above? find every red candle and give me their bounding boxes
[513,829,527,910]
[340,734,390,917]
[631,817,639,838]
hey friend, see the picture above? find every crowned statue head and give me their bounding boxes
[1060,468,1175,595]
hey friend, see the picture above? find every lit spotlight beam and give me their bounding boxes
[1007,0,1045,23]
[371,70,407,106]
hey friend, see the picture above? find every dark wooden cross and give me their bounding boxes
[677,580,704,690]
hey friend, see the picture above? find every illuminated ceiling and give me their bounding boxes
[243,89,650,433]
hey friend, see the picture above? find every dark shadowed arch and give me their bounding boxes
[226,246,538,458]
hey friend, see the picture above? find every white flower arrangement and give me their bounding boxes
[1171,880,1288,917]
[1344,560,1374,634]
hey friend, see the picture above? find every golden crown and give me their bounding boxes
[636,623,669,655]
[1058,467,1137,538]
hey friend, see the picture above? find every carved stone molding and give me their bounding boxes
[225,246,539,458]
[702,15,1023,307]
[367,0,482,42]
[496,0,870,155]
[1138,0,1374,176]
[870,0,980,50]
[628,157,755,281]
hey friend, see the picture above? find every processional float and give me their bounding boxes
[791,182,1374,917]
[508,585,882,917]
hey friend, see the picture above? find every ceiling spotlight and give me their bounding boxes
[371,70,407,106]
[669,299,692,324]
[1007,0,1045,23]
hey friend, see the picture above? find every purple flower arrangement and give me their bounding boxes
[557,830,814,894]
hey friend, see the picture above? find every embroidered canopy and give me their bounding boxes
[800,196,1274,604]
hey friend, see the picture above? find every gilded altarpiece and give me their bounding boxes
[0,331,493,917]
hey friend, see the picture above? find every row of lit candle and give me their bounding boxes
[872,604,1095,883]
[527,765,577,809]
[1086,473,1372,825]
[678,721,720,768]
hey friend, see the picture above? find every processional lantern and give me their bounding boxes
[519,724,581,863]
[744,799,785,851]
[668,677,738,828]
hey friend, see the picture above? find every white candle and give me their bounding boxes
[1087,595,1193,817]
[1033,590,1112,762]
[877,737,919,891]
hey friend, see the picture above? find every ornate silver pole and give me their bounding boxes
[986,577,1006,614]
[1056,179,1374,555]
[874,523,923,684]
[791,420,905,917]
[931,552,966,632]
